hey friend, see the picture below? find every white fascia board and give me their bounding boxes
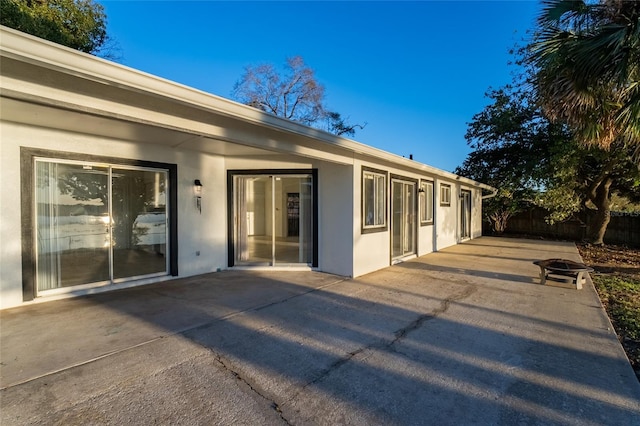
[0,26,494,192]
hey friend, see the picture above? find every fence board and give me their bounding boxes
[485,208,640,247]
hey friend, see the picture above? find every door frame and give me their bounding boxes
[390,174,418,263]
[460,189,472,241]
[227,169,318,268]
[20,147,178,302]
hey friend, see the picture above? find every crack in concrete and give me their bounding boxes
[212,352,291,425]
[391,282,477,345]
[282,282,478,408]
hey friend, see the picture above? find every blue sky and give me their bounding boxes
[101,1,540,172]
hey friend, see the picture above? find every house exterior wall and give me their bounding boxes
[0,121,228,309]
[224,156,354,277]
[472,186,483,239]
[350,159,481,278]
[317,162,354,277]
[435,178,459,250]
[352,160,391,277]
[0,27,493,309]
[0,124,486,310]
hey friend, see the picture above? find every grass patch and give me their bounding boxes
[591,274,640,375]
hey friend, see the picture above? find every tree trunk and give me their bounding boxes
[588,177,613,245]
[489,210,512,234]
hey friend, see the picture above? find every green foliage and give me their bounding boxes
[610,194,640,213]
[456,85,567,232]
[533,186,581,224]
[593,275,640,341]
[459,24,640,241]
[529,0,640,152]
[0,0,110,55]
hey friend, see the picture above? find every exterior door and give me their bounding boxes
[460,189,472,240]
[34,159,169,293]
[234,174,313,266]
[391,179,416,260]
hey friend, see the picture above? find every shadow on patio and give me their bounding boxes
[1,237,639,425]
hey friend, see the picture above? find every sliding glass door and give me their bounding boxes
[391,178,416,260]
[35,159,169,293]
[234,174,313,266]
[460,189,471,240]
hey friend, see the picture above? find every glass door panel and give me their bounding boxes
[35,160,171,293]
[234,174,313,266]
[274,175,313,264]
[391,180,416,259]
[392,181,404,259]
[461,190,471,240]
[35,161,110,290]
[235,175,272,264]
[404,184,415,254]
[112,168,168,279]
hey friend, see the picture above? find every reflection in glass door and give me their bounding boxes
[234,174,313,266]
[391,179,416,260]
[35,162,110,289]
[112,168,168,279]
[34,159,168,293]
[460,190,471,240]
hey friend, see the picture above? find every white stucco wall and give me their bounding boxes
[1,119,488,308]
[352,161,390,278]
[317,162,353,277]
[434,179,459,250]
[417,219,436,257]
[0,121,227,309]
[0,124,24,308]
[352,160,474,278]
[472,187,483,239]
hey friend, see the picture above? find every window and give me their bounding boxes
[420,180,434,225]
[440,183,451,206]
[362,167,387,232]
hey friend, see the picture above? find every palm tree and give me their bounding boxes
[529,0,639,154]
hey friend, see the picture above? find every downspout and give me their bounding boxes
[482,186,498,200]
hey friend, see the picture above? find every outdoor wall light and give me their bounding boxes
[194,179,203,194]
[194,179,203,213]
[418,188,425,193]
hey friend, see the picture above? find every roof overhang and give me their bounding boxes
[0,25,496,193]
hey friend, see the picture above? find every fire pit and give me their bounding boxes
[533,258,594,290]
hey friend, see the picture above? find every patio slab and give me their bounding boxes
[1,237,639,425]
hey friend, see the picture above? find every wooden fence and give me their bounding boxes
[484,208,640,247]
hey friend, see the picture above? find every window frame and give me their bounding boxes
[440,183,451,207]
[420,179,434,226]
[361,166,388,234]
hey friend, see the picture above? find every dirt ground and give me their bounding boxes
[577,243,640,380]
[577,243,640,278]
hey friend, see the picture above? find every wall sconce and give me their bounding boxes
[418,188,425,193]
[194,179,203,213]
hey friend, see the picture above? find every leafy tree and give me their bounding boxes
[0,0,114,57]
[456,86,560,233]
[232,56,365,136]
[458,83,640,244]
[538,139,640,244]
[529,0,640,153]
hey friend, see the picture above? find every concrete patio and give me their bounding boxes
[1,237,639,425]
